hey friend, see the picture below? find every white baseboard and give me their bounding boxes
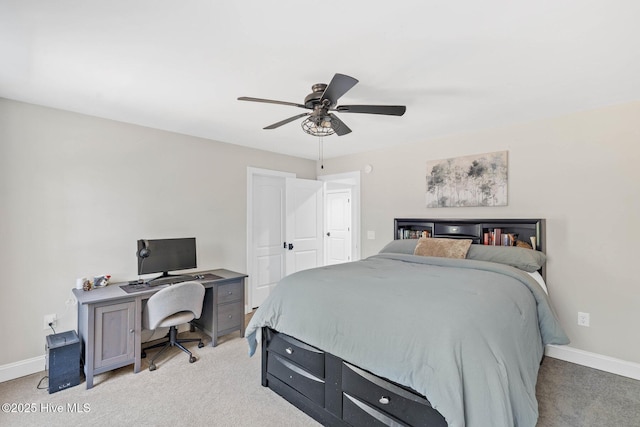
[0,355,45,384]
[546,344,640,381]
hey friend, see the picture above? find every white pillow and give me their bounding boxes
[527,271,548,294]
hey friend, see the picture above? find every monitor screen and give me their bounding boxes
[137,238,197,276]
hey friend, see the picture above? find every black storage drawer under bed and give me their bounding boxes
[267,352,325,406]
[343,392,411,426]
[267,331,325,378]
[342,362,447,427]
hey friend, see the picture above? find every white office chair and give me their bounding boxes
[141,281,206,371]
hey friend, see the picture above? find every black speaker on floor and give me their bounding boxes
[46,330,80,394]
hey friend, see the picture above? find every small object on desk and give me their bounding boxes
[198,273,223,281]
[93,275,111,287]
[82,280,92,291]
[76,277,89,290]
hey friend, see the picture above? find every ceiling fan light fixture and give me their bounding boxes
[301,116,337,137]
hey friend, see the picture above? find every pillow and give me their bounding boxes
[466,244,546,272]
[414,237,472,259]
[379,239,419,255]
[527,271,548,294]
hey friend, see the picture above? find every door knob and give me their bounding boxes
[288,243,294,250]
[326,232,331,237]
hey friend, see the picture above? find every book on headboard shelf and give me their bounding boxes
[483,228,523,247]
[398,228,432,239]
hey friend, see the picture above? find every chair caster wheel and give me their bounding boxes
[141,351,146,358]
[149,364,156,371]
[189,356,196,363]
[189,324,195,332]
[198,342,204,348]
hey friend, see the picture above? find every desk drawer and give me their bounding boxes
[267,352,325,406]
[342,362,446,426]
[267,331,324,378]
[216,301,242,331]
[217,281,243,304]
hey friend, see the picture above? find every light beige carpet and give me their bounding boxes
[0,332,319,427]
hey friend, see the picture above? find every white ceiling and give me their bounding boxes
[2,1,639,160]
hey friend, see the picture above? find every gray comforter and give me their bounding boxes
[246,253,569,427]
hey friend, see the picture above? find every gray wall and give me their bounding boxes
[321,101,640,364]
[0,98,316,365]
[2,97,639,370]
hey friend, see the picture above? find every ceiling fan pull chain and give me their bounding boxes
[319,137,324,169]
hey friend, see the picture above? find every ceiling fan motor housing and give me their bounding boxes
[304,83,328,108]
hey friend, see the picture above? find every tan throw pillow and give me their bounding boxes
[413,237,473,259]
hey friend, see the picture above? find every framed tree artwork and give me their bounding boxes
[426,150,508,207]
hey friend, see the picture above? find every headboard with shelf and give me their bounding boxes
[394,218,545,250]
[394,218,547,278]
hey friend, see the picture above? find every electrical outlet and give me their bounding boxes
[44,314,57,330]
[577,312,590,327]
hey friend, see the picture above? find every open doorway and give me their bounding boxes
[318,171,361,264]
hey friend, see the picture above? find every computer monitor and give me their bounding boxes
[137,237,197,278]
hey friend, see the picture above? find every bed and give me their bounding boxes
[245,218,569,427]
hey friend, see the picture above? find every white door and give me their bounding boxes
[285,177,324,276]
[250,174,286,308]
[325,189,352,265]
[318,171,361,263]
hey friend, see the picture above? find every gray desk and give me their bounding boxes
[72,269,247,389]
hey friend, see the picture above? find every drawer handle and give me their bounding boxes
[129,329,134,334]
[285,347,293,355]
[228,315,233,319]
[227,291,233,295]
[379,396,390,405]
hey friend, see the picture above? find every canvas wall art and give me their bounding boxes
[426,150,508,207]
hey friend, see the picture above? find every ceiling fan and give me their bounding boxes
[238,73,406,137]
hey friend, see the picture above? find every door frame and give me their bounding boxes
[318,171,361,263]
[246,167,295,313]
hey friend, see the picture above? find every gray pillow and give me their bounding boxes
[466,244,546,272]
[379,239,419,254]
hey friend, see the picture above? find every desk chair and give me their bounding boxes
[141,281,206,371]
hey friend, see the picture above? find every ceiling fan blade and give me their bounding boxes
[320,74,359,105]
[238,96,307,109]
[263,113,310,130]
[335,105,406,116]
[329,114,352,136]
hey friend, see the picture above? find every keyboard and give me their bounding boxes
[147,275,195,287]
